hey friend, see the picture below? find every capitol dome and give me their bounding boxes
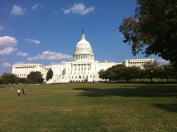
[76,34,91,48]
[73,30,94,61]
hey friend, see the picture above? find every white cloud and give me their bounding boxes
[157,59,170,64]
[48,61,66,66]
[25,38,41,44]
[32,4,38,10]
[53,11,59,14]
[41,6,44,9]
[27,51,72,61]
[11,5,26,15]
[0,47,18,55]
[62,3,95,15]
[16,51,28,56]
[48,62,61,65]
[2,63,11,67]
[14,62,25,64]
[0,36,18,47]
[0,26,3,30]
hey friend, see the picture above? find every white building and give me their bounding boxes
[123,58,154,69]
[12,30,154,83]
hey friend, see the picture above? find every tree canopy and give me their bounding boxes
[119,0,177,69]
[27,71,44,84]
[46,69,53,81]
[2,73,18,85]
[98,62,176,82]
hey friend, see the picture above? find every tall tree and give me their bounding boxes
[46,69,53,81]
[119,0,177,69]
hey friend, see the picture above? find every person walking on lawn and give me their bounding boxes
[18,88,20,96]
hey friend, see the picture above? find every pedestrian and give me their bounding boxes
[22,88,24,94]
[18,88,20,96]
[11,87,12,91]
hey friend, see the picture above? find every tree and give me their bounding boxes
[104,69,115,81]
[46,69,53,81]
[113,65,126,81]
[162,64,175,82]
[98,70,107,81]
[138,69,146,82]
[0,77,4,85]
[19,78,27,84]
[143,61,159,82]
[27,71,43,84]
[155,66,164,81]
[38,78,44,84]
[128,66,141,81]
[2,73,18,85]
[119,0,177,69]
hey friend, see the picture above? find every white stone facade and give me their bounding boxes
[12,31,154,83]
[122,59,154,69]
[12,64,46,79]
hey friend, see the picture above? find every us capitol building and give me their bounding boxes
[12,30,154,83]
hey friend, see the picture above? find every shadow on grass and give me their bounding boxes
[152,103,177,112]
[73,85,177,98]
[74,85,177,112]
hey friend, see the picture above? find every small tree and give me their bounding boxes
[0,77,4,85]
[19,78,27,84]
[98,70,107,81]
[143,61,159,82]
[162,64,175,82]
[27,71,43,84]
[128,66,141,82]
[38,78,44,84]
[2,73,18,85]
[46,69,53,81]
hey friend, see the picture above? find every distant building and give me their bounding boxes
[122,59,154,69]
[12,31,154,83]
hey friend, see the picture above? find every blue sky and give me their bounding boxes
[0,0,169,76]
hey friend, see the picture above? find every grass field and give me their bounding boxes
[0,83,177,132]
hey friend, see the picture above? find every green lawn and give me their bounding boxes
[0,83,177,132]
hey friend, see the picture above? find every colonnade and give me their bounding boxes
[71,64,91,71]
[74,54,94,60]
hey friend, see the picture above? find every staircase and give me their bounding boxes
[46,75,60,84]
[54,75,63,83]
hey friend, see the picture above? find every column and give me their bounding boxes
[86,64,88,74]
